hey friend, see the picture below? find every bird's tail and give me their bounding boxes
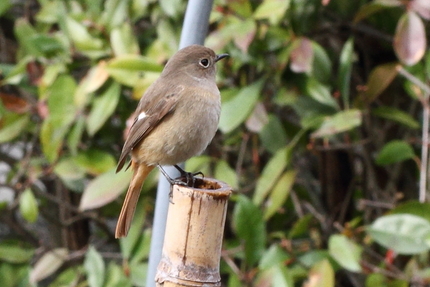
[115,162,154,238]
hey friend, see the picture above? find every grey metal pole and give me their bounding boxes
[145,1,214,285]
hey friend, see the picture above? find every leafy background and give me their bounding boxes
[1,0,430,286]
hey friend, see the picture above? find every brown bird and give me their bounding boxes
[115,45,228,238]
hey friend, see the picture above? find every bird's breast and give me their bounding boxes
[132,91,221,166]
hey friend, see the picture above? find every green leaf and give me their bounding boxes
[259,245,290,270]
[253,147,291,205]
[311,109,362,138]
[0,262,30,287]
[101,0,130,31]
[0,244,34,263]
[233,195,266,267]
[0,57,29,85]
[36,0,61,23]
[368,214,430,255]
[0,114,29,143]
[30,248,68,284]
[375,140,415,166]
[219,80,263,133]
[256,264,293,287]
[105,262,131,287]
[299,250,332,268]
[264,170,296,220]
[74,149,116,175]
[390,201,430,223]
[227,0,253,17]
[84,246,105,287]
[79,167,133,211]
[288,214,313,239]
[65,16,103,50]
[328,234,362,272]
[130,262,148,285]
[294,98,335,129]
[0,0,12,17]
[259,114,288,154]
[130,229,152,265]
[31,34,64,55]
[185,155,212,176]
[110,22,140,56]
[307,259,335,287]
[338,37,354,109]
[54,156,86,192]
[365,273,408,287]
[215,160,238,189]
[160,0,184,17]
[305,77,339,109]
[14,19,43,57]
[354,2,397,23]
[67,117,86,155]
[40,118,69,163]
[372,106,419,129]
[312,42,332,84]
[86,82,121,136]
[47,75,77,119]
[106,55,162,86]
[40,75,77,162]
[19,189,39,223]
[254,0,291,25]
[50,267,84,287]
[271,264,294,287]
[108,55,163,72]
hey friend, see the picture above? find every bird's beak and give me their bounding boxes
[215,53,229,62]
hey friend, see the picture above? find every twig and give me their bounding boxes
[235,132,249,178]
[357,199,395,210]
[31,182,114,237]
[397,67,430,98]
[221,251,242,278]
[419,101,429,202]
[397,67,430,202]
[361,260,407,281]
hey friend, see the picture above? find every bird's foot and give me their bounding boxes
[158,165,204,188]
[173,164,204,187]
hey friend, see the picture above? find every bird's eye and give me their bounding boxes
[199,58,210,68]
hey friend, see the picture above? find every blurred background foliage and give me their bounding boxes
[1,0,430,286]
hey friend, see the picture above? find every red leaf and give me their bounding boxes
[37,101,49,119]
[384,249,396,265]
[393,11,426,66]
[290,37,314,73]
[26,61,44,86]
[410,0,430,20]
[233,19,256,53]
[0,93,31,114]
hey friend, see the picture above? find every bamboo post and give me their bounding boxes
[155,178,231,286]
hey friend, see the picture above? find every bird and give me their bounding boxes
[115,45,228,238]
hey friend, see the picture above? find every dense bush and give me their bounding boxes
[1,0,430,286]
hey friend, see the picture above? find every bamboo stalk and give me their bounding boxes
[155,178,231,287]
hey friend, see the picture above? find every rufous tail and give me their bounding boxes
[115,162,154,238]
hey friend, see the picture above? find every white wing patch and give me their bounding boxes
[137,111,147,121]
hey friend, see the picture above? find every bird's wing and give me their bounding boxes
[116,84,185,172]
